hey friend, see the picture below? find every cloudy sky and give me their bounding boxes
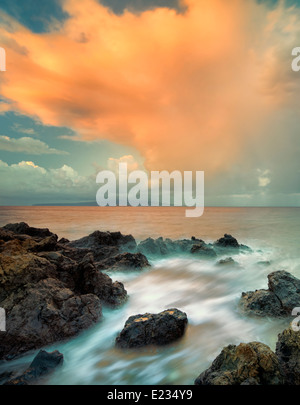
[0,0,300,206]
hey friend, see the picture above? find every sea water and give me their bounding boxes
[0,206,299,384]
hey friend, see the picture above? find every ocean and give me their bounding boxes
[0,206,299,385]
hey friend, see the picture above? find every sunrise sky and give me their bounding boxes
[0,0,300,206]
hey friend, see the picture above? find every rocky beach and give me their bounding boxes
[0,219,299,385]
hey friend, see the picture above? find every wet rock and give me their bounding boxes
[195,342,283,385]
[115,308,188,348]
[137,237,170,256]
[214,234,250,252]
[239,270,300,318]
[98,252,150,271]
[137,237,202,258]
[216,257,238,266]
[0,277,102,359]
[276,327,300,385]
[75,253,127,306]
[28,235,59,253]
[191,242,217,257]
[0,223,137,360]
[5,350,63,385]
[3,222,56,239]
[239,289,283,317]
[0,239,58,301]
[214,234,240,248]
[68,230,137,261]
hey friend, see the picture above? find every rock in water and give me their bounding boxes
[0,223,132,359]
[276,327,300,385]
[98,252,150,271]
[5,350,63,385]
[115,309,188,348]
[3,222,55,239]
[239,270,300,317]
[190,242,217,257]
[195,342,283,385]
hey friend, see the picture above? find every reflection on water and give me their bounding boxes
[0,207,299,384]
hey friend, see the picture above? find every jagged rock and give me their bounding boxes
[216,257,238,266]
[5,350,63,385]
[58,238,69,244]
[195,342,283,385]
[0,239,58,301]
[115,308,188,348]
[68,230,137,261]
[276,327,300,385]
[75,254,127,306]
[137,237,170,256]
[137,236,203,258]
[98,252,150,271]
[214,234,240,248]
[0,223,142,360]
[191,242,217,257]
[239,270,300,318]
[3,222,56,239]
[239,289,283,317]
[28,235,59,252]
[0,277,102,359]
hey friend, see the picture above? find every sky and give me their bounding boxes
[0,0,300,206]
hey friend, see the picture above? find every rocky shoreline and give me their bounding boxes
[0,222,300,385]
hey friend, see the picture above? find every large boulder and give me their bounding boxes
[115,308,188,348]
[0,277,102,359]
[239,270,300,318]
[98,252,150,271]
[195,342,283,385]
[5,349,63,385]
[68,230,137,261]
[74,253,127,306]
[214,234,240,248]
[276,327,300,385]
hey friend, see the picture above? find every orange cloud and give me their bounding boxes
[0,0,299,174]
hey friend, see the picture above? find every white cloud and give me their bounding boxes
[0,135,68,155]
[257,169,271,187]
[0,160,96,204]
[107,155,142,174]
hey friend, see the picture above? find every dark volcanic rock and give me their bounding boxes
[98,252,150,271]
[276,327,300,385]
[0,277,102,359]
[191,242,217,257]
[239,289,283,317]
[195,342,283,385]
[137,236,203,258]
[115,308,188,348]
[5,349,63,385]
[75,253,127,306]
[214,234,240,248]
[216,257,238,266]
[214,234,250,252]
[0,223,146,360]
[3,222,56,239]
[68,230,137,261]
[239,270,300,318]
